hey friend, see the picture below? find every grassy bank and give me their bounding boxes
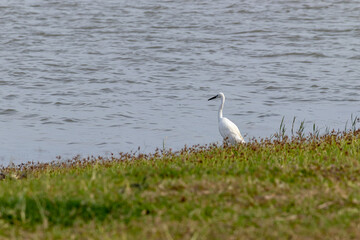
[1,131,360,239]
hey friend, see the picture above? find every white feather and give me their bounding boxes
[219,117,245,144]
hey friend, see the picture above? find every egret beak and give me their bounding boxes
[208,95,218,101]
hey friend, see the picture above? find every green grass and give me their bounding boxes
[1,130,360,239]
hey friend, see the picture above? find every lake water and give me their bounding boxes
[1,0,360,165]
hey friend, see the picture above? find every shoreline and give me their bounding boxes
[0,130,359,239]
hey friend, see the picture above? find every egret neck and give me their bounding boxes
[218,94,225,120]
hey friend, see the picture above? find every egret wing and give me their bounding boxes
[219,117,245,144]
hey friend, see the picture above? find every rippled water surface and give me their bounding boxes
[1,0,360,164]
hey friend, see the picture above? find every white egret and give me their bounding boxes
[208,92,245,145]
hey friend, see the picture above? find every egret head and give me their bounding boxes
[208,92,225,101]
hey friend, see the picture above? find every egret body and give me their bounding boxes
[208,92,245,144]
